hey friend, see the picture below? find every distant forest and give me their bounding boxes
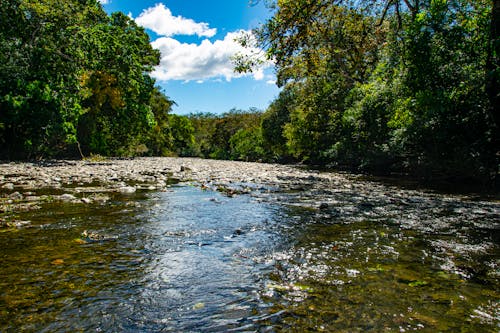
[1,0,498,187]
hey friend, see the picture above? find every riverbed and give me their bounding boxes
[0,157,498,331]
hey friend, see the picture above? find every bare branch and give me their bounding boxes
[378,0,394,26]
[402,0,415,13]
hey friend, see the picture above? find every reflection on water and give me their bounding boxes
[129,187,280,332]
[0,182,499,332]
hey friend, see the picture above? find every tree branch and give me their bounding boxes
[378,0,394,26]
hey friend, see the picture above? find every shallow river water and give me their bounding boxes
[0,177,499,332]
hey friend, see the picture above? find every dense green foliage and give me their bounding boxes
[0,0,179,158]
[185,109,267,161]
[0,0,264,162]
[234,0,499,185]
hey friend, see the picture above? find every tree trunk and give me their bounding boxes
[487,0,499,129]
[488,0,500,187]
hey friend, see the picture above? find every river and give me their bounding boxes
[0,158,498,332]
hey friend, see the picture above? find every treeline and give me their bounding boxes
[0,0,181,159]
[155,109,265,162]
[233,0,499,185]
[140,108,285,162]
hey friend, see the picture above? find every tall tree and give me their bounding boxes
[77,12,160,156]
[250,1,386,163]
[487,0,500,159]
[0,0,105,158]
[0,0,162,159]
[145,87,176,156]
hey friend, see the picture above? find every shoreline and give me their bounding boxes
[0,157,338,192]
[1,157,497,195]
[0,157,345,221]
[1,157,498,224]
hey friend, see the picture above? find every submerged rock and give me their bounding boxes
[80,197,92,204]
[80,230,117,242]
[5,220,31,228]
[319,203,329,210]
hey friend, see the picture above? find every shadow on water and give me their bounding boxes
[0,182,498,332]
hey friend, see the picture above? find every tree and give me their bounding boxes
[209,109,263,160]
[0,1,163,159]
[385,0,495,180]
[238,0,498,184]
[0,0,105,158]
[184,109,265,161]
[166,115,195,156]
[77,11,160,156]
[486,0,500,169]
[261,86,294,161]
[187,113,219,157]
[229,126,265,161]
[250,1,386,163]
[145,87,176,156]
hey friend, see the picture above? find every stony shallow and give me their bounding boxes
[0,157,342,191]
[1,157,499,249]
[0,157,352,218]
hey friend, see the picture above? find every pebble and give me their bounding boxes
[81,197,92,204]
[9,192,23,200]
[60,193,77,201]
[118,186,136,194]
[319,203,329,210]
[2,183,14,190]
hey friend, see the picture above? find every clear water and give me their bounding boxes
[0,182,498,332]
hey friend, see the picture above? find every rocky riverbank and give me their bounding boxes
[0,157,340,222]
[1,157,498,231]
[0,157,340,194]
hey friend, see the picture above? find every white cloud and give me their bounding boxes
[150,30,270,82]
[133,3,272,82]
[98,0,110,4]
[135,3,216,38]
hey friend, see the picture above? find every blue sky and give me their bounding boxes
[99,0,280,115]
